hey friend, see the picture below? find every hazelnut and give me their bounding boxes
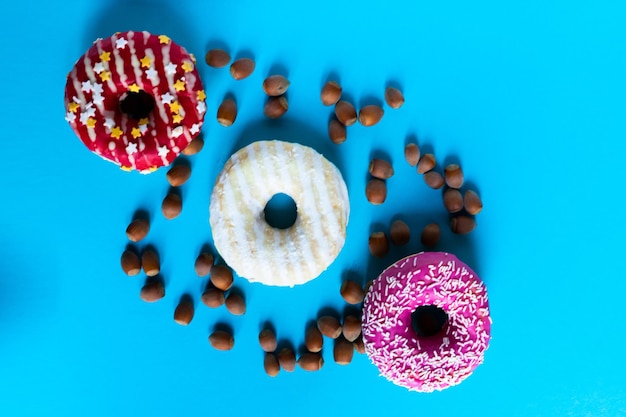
[264,353,280,377]
[342,315,362,342]
[368,158,394,179]
[317,316,342,339]
[166,164,191,187]
[333,336,354,365]
[389,219,411,246]
[264,96,288,119]
[365,178,387,205]
[404,143,420,166]
[126,218,150,242]
[340,280,365,304]
[464,190,483,215]
[358,105,384,127]
[305,326,323,353]
[368,231,390,258]
[424,171,445,189]
[262,75,290,96]
[120,249,141,276]
[194,252,214,277]
[384,87,405,109]
[161,193,182,220]
[201,285,225,308]
[208,330,234,351]
[259,328,278,352]
[181,136,204,156]
[139,280,165,303]
[450,215,476,235]
[421,223,441,247]
[141,248,160,277]
[297,352,324,371]
[229,57,255,80]
[321,81,342,106]
[328,118,347,144]
[173,298,194,326]
[210,264,234,291]
[225,292,246,315]
[335,100,357,126]
[417,153,436,174]
[443,188,464,213]
[217,98,237,127]
[277,347,296,372]
[205,48,231,68]
[444,164,464,189]
[353,334,366,354]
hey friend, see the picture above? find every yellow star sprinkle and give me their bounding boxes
[100,70,111,81]
[148,166,159,173]
[99,51,111,62]
[190,54,196,63]
[140,56,152,68]
[128,83,141,93]
[197,90,206,101]
[120,165,133,172]
[173,79,186,92]
[181,61,193,72]
[68,102,79,113]
[86,118,97,129]
[131,127,142,138]
[138,117,149,126]
[172,113,183,123]
[110,126,123,139]
[158,35,170,44]
[169,101,181,114]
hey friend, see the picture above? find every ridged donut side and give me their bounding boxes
[209,140,350,287]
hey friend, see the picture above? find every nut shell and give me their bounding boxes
[161,193,182,220]
[333,336,354,365]
[225,292,246,316]
[389,219,411,246]
[353,334,365,354]
[421,223,441,247]
[259,329,278,352]
[358,105,384,127]
[120,249,141,276]
[342,315,362,342]
[208,330,234,351]
[298,352,324,371]
[369,231,390,258]
[443,188,464,213]
[173,298,194,326]
[340,280,365,304]
[229,57,255,80]
[317,316,342,339]
[141,248,160,277]
[201,285,225,308]
[210,264,234,291]
[262,75,290,96]
[305,326,323,353]
[126,218,150,242]
[263,353,280,377]
[335,100,357,126]
[166,165,192,187]
[181,136,204,156]
[417,153,436,174]
[321,81,342,106]
[277,348,296,372]
[140,280,165,303]
[424,171,445,189]
[444,164,464,189]
[404,143,420,166]
[368,158,394,179]
[365,178,387,205]
[217,98,237,127]
[384,87,405,109]
[194,252,214,277]
[464,190,483,215]
[205,49,231,68]
[450,215,477,235]
[264,96,288,119]
[328,118,347,144]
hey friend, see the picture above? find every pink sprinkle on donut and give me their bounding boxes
[362,252,491,392]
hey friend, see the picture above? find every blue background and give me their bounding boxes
[1,0,625,416]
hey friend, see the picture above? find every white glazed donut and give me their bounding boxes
[209,140,350,287]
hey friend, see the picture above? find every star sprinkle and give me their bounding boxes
[86,118,97,129]
[172,113,183,123]
[196,101,207,114]
[99,51,111,62]
[128,83,141,93]
[131,127,142,138]
[120,165,133,172]
[161,92,174,104]
[169,101,181,113]
[126,142,138,154]
[140,56,152,68]
[145,67,158,82]
[68,102,79,113]
[158,35,170,44]
[100,70,111,81]
[65,112,77,123]
[92,83,104,95]
[92,94,104,106]
[197,90,206,101]
[115,38,128,49]
[104,117,116,129]
[172,126,184,137]
[181,61,193,72]
[110,126,123,139]
[81,81,93,93]
[173,79,186,92]
[139,124,148,134]
[157,145,169,158]
[148,166,159,173]
[93,62,105,73]
[138,117,149,126]
[79,107,96,125]
[190,123,201,135]
[165,62,177,75]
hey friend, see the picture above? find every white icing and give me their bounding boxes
[209,140,350,287]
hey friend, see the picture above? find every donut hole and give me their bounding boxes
[120,90,155,120]
[411,305,448,338]
[263,193,297,229]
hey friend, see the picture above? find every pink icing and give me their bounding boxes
[362,252,491,392]
[64,31,206,173]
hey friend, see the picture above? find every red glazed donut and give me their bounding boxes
[64,31,206,173]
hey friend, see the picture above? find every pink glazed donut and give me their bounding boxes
[361,252,491,392]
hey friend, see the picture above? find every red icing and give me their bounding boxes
[64,31,206,173]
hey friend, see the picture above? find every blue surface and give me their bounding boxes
[1,0,626,416]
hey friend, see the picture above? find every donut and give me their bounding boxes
[362,252,491,392]
[64,31,206,173]
[209,140,350,287]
